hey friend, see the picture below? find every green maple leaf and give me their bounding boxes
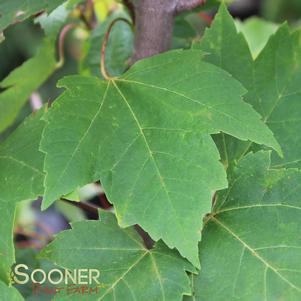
[189,151,301,300]
[36,3,70,36]
[0,281,24,301]
[0,38,57,133]
[40,49,280,266]
[194,4,254,100]
[251,25,301,168]
[0,109,45,283]
[193,4,259,166]
[0,0,65,33]
[196,4,301,168]
[40,211,195,301]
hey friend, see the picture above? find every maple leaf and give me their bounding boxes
[40,49,280,266]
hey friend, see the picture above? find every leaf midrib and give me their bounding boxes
[116,78,265,139]
[112,80,187,240]
[98,251,147,300]
[44,81,111,199]
[210,215,301,293]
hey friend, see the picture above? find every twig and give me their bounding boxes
[15,227,46,241]
[62,199,153,249]
[60,198,100,216]
[100,17,133,80]
[175,0,206,14]
[98,193,112,209]
[80,0,96,29]
[135,225,154,249]
[56,23,77,68]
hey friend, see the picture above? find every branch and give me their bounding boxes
[175,0,206,14]
[61,198,100,216]
[130,0,206,64]
[130,0,177,63]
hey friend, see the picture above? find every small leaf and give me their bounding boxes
[36,3,70,36]
[0,0,65,33]
[0,1,73,132]
[40,211,194,301]
[0,109,45,283]
[191,151,301,300]
[0,38,57,133]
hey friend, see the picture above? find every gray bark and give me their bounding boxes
[130,0,203,63]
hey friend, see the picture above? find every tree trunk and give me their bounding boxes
[130,0,203,64]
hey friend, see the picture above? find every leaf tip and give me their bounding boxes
[41,196,54,211]
[271,140,283,159]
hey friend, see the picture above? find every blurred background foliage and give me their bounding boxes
[0,0,300,298]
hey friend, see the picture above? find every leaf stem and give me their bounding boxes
[100,17,133,80]
[56,23,77,69]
